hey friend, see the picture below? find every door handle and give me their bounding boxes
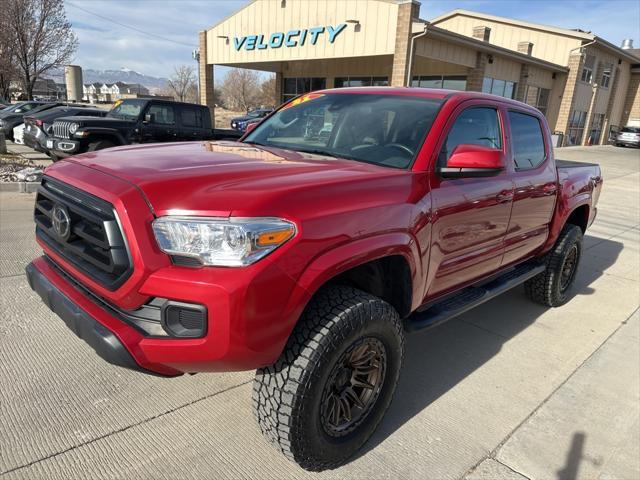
[542,183,557,195]
[496,190,514,203]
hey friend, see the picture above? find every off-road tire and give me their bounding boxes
[87,140,115,151]
[525,224,583,307]
[252,285,405,471]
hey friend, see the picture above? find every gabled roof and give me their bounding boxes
[431,9,639,64]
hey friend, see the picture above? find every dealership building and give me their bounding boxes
[198,0,640,146]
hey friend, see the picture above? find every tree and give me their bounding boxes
[166,65,197,103]
[6,0,78,100]
[220,68,261,111]
[257,75,276,108]
[0,7,18,99]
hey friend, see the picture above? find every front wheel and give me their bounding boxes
[525,224,583,307]
[253,286,404,471]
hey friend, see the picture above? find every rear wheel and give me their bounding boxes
[87,140,116,151]
[253,286,404,471]
[525,224,583,307]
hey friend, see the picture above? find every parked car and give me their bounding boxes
[0,99,11,109]
[13,123,25,144]
[47,98,241,159]
[27,87,602,471]
[23,105,107,155]
[230,108,273,132]
[615,126,640,147]
[0,101,60,140]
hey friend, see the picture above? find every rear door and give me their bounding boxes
[500,109,557,266]
[425,101,514,298]
[179,105,209,140]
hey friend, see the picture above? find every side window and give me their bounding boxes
[147,104,175,125]
[439,107,502,166]
[181,107,204,128]
[509,111,546,170]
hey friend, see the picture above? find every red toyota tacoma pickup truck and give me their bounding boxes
[27,88,602,471]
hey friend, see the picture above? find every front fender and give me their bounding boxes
[273,232,422,353]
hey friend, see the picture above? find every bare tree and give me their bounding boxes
[0,7,18,99]
[6,0,78,100]
[257,75,277,108]
[220,68,261,111]
[166,65,197,103]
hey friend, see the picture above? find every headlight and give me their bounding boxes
[152,217,296,266]
[69,123,79,134]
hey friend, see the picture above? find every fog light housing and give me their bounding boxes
[161,301,207,338]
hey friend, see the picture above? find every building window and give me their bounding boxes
[482,77,516,99]
[283,77,326,102]
[508,111,546,170]
[523,86,550,116]
[580,55,596,83]
[601,64,612,88]
[411,75,467,91]
[334,76,389,88]
[566,109,587,145]
[589,113,605,144]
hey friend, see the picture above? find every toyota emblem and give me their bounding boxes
[52,204,71,240]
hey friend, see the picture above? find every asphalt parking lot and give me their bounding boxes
[0,145,638,480]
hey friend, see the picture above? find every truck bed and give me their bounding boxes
[555,159,599,169]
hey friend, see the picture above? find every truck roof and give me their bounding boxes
[314,86,537,110]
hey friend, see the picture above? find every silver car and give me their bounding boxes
[615,126,640,148]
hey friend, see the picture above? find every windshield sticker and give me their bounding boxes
[113,99,123,108]
[281,93,324,110]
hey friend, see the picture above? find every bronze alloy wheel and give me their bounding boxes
[560,244,579,292]
[320,337,387,437]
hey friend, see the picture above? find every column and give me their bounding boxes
[390,1,420,87]
[198,31,216,127]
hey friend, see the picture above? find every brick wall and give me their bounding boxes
[621,72,640,126]
[555,53,584,143]
[466,52,488,92]
[198,31,216,126]
[390,1,420,86]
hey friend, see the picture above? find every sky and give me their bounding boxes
[64,0,640,81]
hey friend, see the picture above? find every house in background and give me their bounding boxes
[82,82,153,103]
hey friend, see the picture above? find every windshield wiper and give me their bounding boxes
[293,148,357,160]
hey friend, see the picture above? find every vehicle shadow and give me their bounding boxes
[355,237,623,460]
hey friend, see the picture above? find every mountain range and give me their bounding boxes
[44,67,169,91]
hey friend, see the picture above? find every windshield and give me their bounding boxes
[107,99,147,120]
[246,110,263,118]
[244,93,443,169]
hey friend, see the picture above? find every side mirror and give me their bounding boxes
[245,121,259,134]
[144,113,155,123]
[438,144,505,178]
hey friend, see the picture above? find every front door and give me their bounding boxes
[425,104,514,299]
[140,103,178,142]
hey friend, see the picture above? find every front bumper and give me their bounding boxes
[26,261,157,375]
[49,138,82,157]
[616,139,640,147]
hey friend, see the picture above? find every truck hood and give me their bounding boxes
[59,141,409,216]
[57,115,135,127]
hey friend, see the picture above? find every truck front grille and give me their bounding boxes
[53,121,72,139]
[34,176,132,291]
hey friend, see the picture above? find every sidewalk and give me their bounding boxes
[466,309,640,480]
[5,140,51,166]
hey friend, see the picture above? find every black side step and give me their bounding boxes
[405,262,545,332]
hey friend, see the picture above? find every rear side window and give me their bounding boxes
[439,107,502,166]
[181,107,204,128]
[509,111,546,170]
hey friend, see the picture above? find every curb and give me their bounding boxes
[0,182,40,193]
